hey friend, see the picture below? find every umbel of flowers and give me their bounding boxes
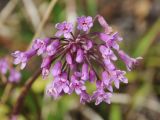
[12,15,142,105]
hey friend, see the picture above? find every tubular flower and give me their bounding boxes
[77,16,93,31]
[12,15,142,105]
[55,21,73,38]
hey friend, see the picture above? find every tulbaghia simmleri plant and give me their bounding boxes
[12,15,142,105]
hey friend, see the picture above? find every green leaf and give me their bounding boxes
[134,18,160,57]
[87,0,97,16]
[131,70,154,109]
[109,104,122,120]
[147,57,160,67]
[132,82,151,109]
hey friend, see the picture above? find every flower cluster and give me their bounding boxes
[0,58,21,83]
[12,15,142,105]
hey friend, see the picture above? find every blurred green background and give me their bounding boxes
[0,0,160,120]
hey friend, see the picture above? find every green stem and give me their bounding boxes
[1,83,13,104]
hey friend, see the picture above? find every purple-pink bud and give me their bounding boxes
[51,61,62,77]
[89,69,96,82]
[101,71,110,86]
[46,40,60,56]
[76,48,84,63]
[81,63,89,81]
[97,15,112,34]
[66,52,72,65]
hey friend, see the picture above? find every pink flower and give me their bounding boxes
[52,72,70,94]
[12,49,36,69]
[99,32,122,50]
[77,16,93,31]
[8,69,21,83]
[99,45,117,61]
[70,75,86,95]
[80,91,91,104]
[32,38,51,55]
[0,58,21,83]
[55,21,73,38]
[91,89,112,105]
[118,50,142,71]
[46,83,59,99]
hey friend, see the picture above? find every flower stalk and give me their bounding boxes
[11,69,41,118]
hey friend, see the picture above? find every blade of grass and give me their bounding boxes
[0,0,19,24]
[109,104,122,120]
[134,18,160,57]
[86,0,97,16]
